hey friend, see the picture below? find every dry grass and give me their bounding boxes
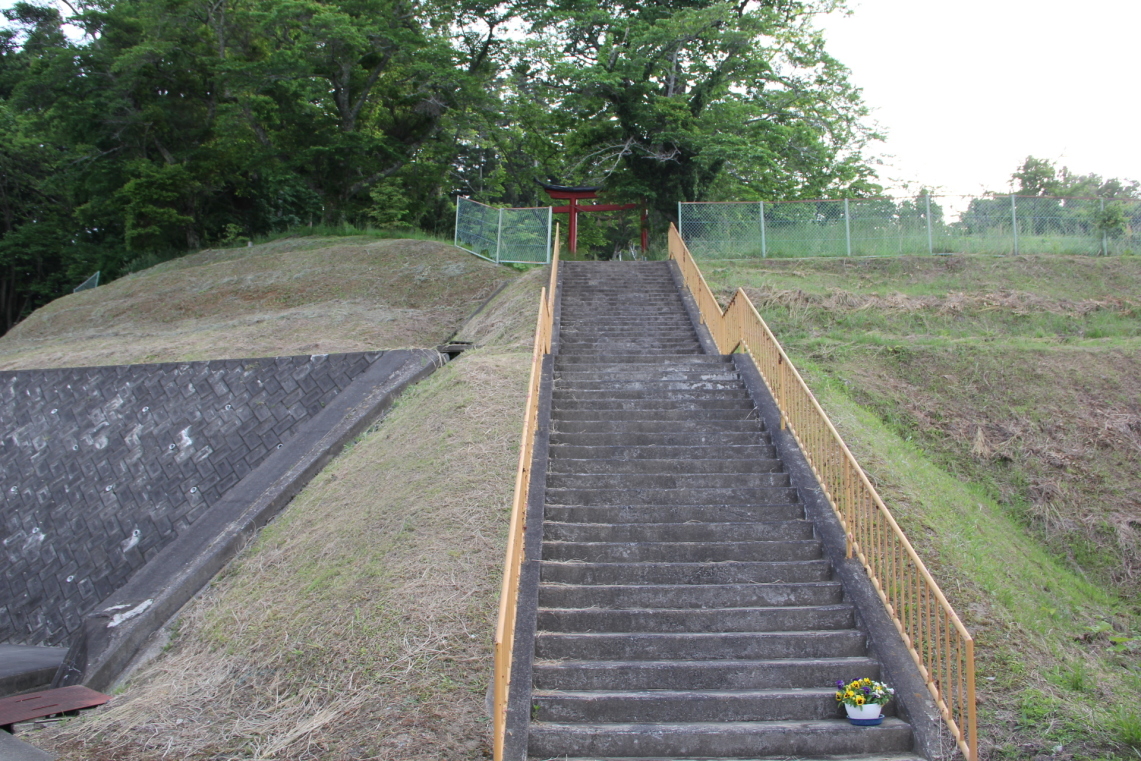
[0,237,515,369]
[32,347,531,760]
[16,252,552,759]
[837,345,1141,592]
[453,267,549,352]
[734,284,1140,319]
[703,254,1141,760]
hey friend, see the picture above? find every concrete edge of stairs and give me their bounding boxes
[667,260,721,355]
[501,354,556,760]
[731,353,958,761]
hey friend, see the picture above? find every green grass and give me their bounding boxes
[704,253,1141,759]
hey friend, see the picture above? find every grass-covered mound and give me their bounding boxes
[703,255,1141,761]
[33,269,548,760]
[0,237,515,370]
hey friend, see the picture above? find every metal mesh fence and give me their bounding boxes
[455,197,552,264]
[72,271,100,293]
[679,196,1141,259]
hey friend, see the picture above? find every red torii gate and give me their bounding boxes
[538,181,648,256]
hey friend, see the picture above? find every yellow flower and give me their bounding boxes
[835,692,844,701]
[855,696,866,705]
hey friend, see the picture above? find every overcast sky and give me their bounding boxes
[816,0,1141,198]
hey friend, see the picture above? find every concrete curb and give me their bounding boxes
[52,349,445,693]
[667,259,720,355]
[501,355,554,761]
[0,731,57,761]
[0,646,69,697]
[733,353,955,761]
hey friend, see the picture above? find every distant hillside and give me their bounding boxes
[0,237,515,370]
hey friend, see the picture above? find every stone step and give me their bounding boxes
[549,444,777,460]
[531,657,880,691]
[558,343,704,353]
[541,539,821,563]
[537,582,844,610]
[546,472,789,489]
[558,338,695,345]
[553,400,756,413]
[537,604,856,633]
[549,432,768,447]
[540,559,832,586]
[552,369,739,381]
[552,389,753,402]
[526,718,913,759]
[553,420,761,435]
[542,756,925,761]
[534,630,865,662]
[541,519,811,543]
[547,458,782,475]
[531,687,859,723]
[552,410,760,424]
[544,486,797,506]
[559,332,698,341]
[554,355,732,366]
[558,310,691,317]
[554,381,747,394]
[560,314,690,321]
[542,503,806,525]
[560,292,683,298]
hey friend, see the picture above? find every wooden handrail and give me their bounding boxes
[492,231,560,761]
[669,224,977,761]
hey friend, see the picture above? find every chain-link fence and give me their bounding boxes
[455,197,552,264]
[72,271,100,292]
[679,196,1141,259]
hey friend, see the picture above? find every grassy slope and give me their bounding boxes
[703,255,1141,761]
[33,266,548,760]
[0,236,515,369]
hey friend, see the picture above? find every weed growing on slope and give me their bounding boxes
[702,253,1141,760]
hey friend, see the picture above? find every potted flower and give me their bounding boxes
[835,678,895,725]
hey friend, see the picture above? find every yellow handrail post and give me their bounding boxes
[666,223,977,761]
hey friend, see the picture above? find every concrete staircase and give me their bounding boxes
[526,261,921,760]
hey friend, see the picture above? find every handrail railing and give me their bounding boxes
[492,230,560,761]
[669,224,977,761]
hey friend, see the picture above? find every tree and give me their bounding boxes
[507,0,880,223]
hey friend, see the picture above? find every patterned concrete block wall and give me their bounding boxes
[1,353,384,646]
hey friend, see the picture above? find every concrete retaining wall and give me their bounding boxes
[2,353,388,646]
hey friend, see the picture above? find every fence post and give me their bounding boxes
[1101,198,1107,256]
[843,198,852,256]
[759,201,767,258]
[546,206,553,264]
[1010,194,1019,256]
[496,207,504,264]
[925,194,934,255]
[454,197,462,249]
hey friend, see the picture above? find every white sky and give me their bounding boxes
[816,0,1141,198]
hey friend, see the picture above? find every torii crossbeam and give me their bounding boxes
[538,181,648,256]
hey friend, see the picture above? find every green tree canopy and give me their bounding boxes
[0,0,881,331]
